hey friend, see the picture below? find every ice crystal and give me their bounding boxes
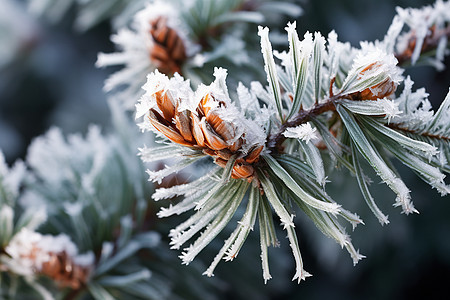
[283,123,318,144]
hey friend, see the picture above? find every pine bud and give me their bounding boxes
[5,229,93,289]
[341,49,403,101]
[149,16,187,75]
[352,61,397,100]
[40,251,91,289]
[148,90,263,180]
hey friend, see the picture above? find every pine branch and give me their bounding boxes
[395,24,450,66]
[134,4,450,282]
[266,97,338,152]
[387,123,450,141]
[14,0,450,292]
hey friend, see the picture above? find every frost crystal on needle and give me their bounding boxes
[283,123,318,144]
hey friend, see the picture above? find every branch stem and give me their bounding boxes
[266,23,450,153]
[387,123,450,141]
[267,96,339,152]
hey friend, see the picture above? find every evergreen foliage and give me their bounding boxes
[1,0,450,298]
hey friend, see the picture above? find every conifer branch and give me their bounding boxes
[395,24,450,66]
[267,98,338,152]
[3,0,450,295]
[387,123,450,141]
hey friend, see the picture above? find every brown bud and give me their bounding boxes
[349,62,397,101]
[359,78,396,100]
[149,16,187,75]
[148,92,263,181]
[40,252,91,290]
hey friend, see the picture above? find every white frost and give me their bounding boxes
[283,122,318,144]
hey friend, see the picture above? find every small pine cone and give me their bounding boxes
[148,91,263,181]
[40,251,91,290]
[149,16,187,75]
[350,61,397,101]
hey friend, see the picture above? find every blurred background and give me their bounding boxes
[1,0,449,299]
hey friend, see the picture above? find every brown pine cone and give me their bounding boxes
[40,251,91,290]
[149,16,187,75]
[349,61,397,101]
[148,91,263,181]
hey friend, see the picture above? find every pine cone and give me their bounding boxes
[40,251,91,289]
[350,61,397,101]
[149,16,187,75]
[148,91,263,181]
